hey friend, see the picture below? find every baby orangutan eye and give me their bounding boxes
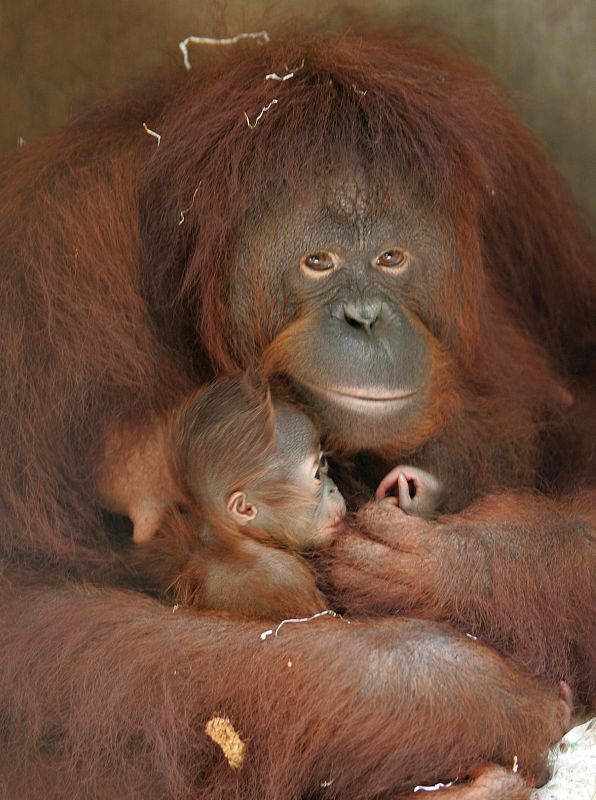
[375,249,408,269]
[301,252,337,273]
[314,454,329,481]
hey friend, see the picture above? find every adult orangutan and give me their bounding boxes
[0,28,594,800]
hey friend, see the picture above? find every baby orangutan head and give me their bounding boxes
[172,376,346,550]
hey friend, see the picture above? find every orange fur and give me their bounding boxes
[0,27,593,799]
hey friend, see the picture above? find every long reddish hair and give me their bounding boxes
[137,29,594,377]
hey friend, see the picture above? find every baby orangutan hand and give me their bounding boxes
[376,463,444,518]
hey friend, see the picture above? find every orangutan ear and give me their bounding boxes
[226,491,258,526]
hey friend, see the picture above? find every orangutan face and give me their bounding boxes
[229,172,454,451]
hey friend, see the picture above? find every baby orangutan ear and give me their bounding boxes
[226,491,258,526]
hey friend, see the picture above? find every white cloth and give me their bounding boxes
[532,718,596,800]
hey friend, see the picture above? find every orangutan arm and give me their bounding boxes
[0,576,566,800]
[328,490,596,703]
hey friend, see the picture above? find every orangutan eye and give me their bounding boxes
[314,453,329,481]
[301,252,336,273]
[376,249,407,269]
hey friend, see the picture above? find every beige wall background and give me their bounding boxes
[1,0,594,215]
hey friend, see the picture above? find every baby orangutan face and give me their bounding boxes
[226,402,346,549]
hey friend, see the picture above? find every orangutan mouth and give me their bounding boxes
[303,384,418,412]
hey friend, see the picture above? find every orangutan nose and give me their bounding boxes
[342,300,383,333]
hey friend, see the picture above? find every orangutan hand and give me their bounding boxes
[328,500,448,616]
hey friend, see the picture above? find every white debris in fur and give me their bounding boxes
[414,781,454,792]
[320,778,335,787]
[179,186,200,225]
[142,123,161,146]
[260,609,339,640]
[244,98,278,129]
[179,31,270,70]
[352,84,367,96]
[17,136,26,147]
[512,755,519,773]
[466,633,478,640]
[172,604,180,613]
[532,718,596,800]
[265,60,305,82]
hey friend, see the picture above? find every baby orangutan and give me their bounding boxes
[98,376,346,619]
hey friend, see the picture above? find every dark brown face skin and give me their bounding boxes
[228,172,455,451]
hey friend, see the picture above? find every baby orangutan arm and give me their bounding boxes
[132,510,328,620]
